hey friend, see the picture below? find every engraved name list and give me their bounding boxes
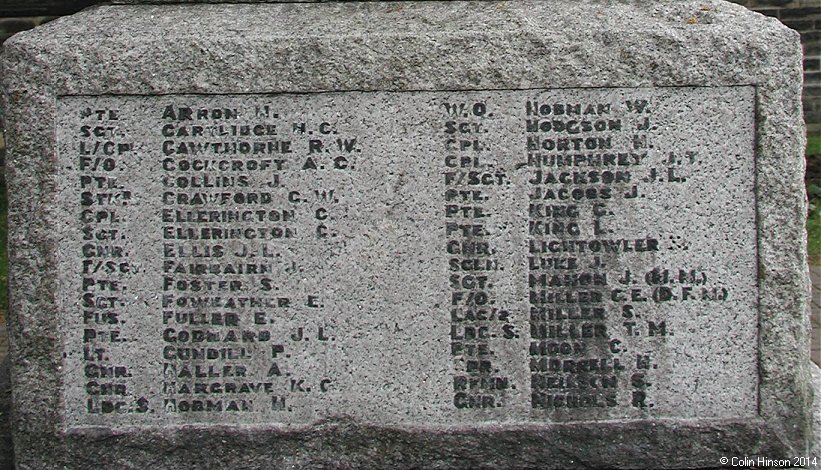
[55,87,758,428]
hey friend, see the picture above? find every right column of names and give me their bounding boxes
[523,94,730,416]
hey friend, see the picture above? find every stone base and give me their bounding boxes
[813,363,820,466]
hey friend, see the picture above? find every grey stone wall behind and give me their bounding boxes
[728,0,821,129]
[0,17,53,44]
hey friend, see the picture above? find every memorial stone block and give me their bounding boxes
[1,1,816,468]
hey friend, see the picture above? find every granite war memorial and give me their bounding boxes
[1,0,818,468]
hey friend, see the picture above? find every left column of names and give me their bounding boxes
[75,106,147,416]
